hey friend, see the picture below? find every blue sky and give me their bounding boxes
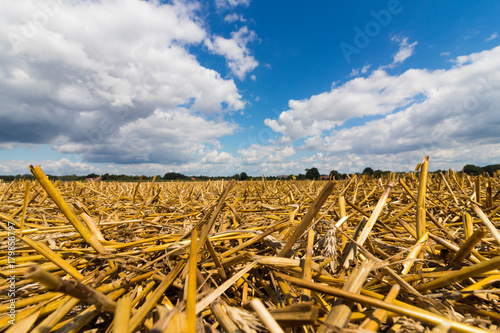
[1,0,500,176]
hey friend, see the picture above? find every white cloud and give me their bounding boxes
[205,26,258,80]
[265,68,433,139]
[298,152,415,174]
[0,158,100,175]
[485,33,498,42]
[237,144,295,165]
[391,36,417,65]
[201,150,235,164]
[109,144,298,176]
[440,51,451,57]
[266,45,500,173]
[216,0,251,10]
[56,108,237,164]
[349,64,372,77]
[0,0,246,165]
[297,141,500,174]
[224,13,246,23]
[0,143,14,150]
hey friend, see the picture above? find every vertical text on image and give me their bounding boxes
[6,221,17,325]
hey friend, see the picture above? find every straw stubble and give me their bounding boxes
[0,162,498,332]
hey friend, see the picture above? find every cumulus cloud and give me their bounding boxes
[112,144,297,176]
[297,141,500,174]
[265,68,432,139]
[0,0,246,166]
[201,150,236,164]
[266,45,500,172]
[0,158,100,175]
[64,108,238,164]
[239,144,294,164]
[205,26,258,80]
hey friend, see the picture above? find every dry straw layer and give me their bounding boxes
[0,160,499,332]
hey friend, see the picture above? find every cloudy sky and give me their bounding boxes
[1,0,500,176]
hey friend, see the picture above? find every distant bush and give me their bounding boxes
[163,172,189,180]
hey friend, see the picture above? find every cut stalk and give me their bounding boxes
[19,237,84,280]
[415,156,429,273]
[472,203,500,245]
[113,296,131,333]
[250,298,285,333]
[19,182,31,232]
[449,229,487,265]
[278,182,335,257]
[211,300,240,333]
[401,232,428,275]
[80,213,105,241]
[417,255,500,292]
[29,165,106,254]
[186,229,198,333]
[342,182,394,268]
[276,272,491,333]
[128,260,186,332]
[24,266,116,313]
[475,177,481,205]
[31,296,79,333]
[358,284,400,331]
[195,262,257,314]
[318,260,375,332]
[301,229,315,301]
[463,211,473,239]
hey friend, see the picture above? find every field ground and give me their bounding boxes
[1,166,500,332]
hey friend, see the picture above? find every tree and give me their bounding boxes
[232,173,241,180]
[483,164,500,176]
[163,172,188,180]
[296,173,307,180]
[305,167,320,180]
[463,164,482,176]
[362,167,374,176]
[329,170,341,180]
[240,172,249,181]
[373,169,383,178]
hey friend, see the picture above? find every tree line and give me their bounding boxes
[0,172,250,182]
[1,163,498,182]
[462,164,500,176]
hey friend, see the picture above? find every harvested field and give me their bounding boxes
[1,162,500,332]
